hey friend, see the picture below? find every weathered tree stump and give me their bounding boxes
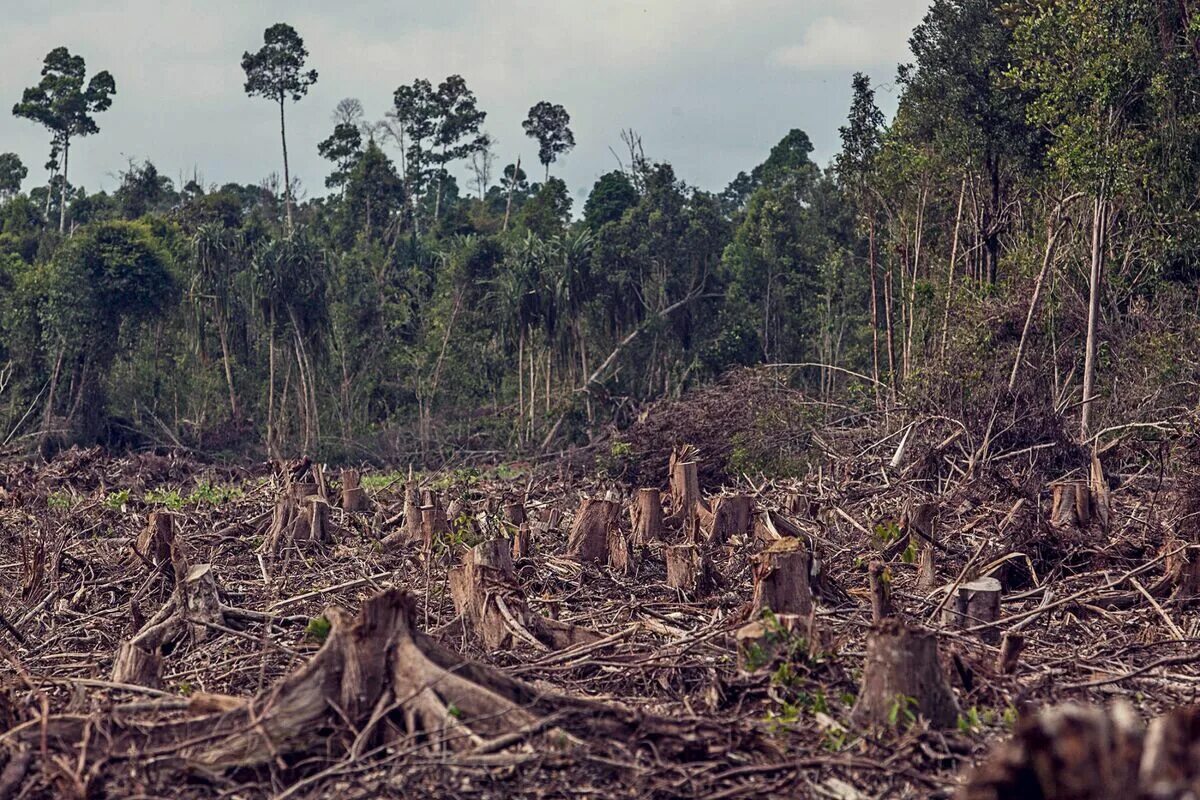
[340,469,370,512]
[449,540,599,651]
[131,510,175,572]
[868,560,893,623]
[111,638,164,689]
[503,500,527,527]
[996,632,1024,674]
[665,543,716,595]
[631,488,665,546]
[850,619,959,730]
[942,577,1002,643]
[566,497,619,564]
[1164,539,1200,603]
[668,446,709,534]
[608,526,635,575]
[510,523,531,560]
[751,537,812,616]
[961,703,1143,800]
[262,481,330,554]
[1051,481,1091,528]
[703,494,754,545]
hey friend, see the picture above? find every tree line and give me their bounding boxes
[2,1,1199,462]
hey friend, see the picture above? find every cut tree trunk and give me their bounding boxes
[130,510,175,573]
[608,525,635,575]
[566,497,619,564]
[702,494,754,545]
[996,633,1024,674]
[941,577,1002,643]
[868,560,893,623]
[340,469,370,512]
[1164,539,1200,603]
[631,488,665,546]
[449,540,598,651]
[665,544,717,596]
[850,619,959,730]
[667,446,709,537]
[510,523,531,560]
[262,481,330,555]
[1051,481,1091,529]
[751,537,812,617]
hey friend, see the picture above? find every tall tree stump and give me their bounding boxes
[868,560,893,623]
[131,510,175,572]
[942,577,1002,642]
[608,526,635,575]
[566,498,619,564]
[850,619,959,730]
[668,446,708,534]
[751,537,812,616]
[703,494,754,545]
[450,540,599,650]
[631,488,665,546]
[340,469,369,512]
[665,544,716,595]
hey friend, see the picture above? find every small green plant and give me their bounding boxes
[104,489,131,510]
[177,680,193,696]
[887,694,918,729]
[305,615,332,643]
[145,488,184,510]
[47,490,74,510]
[188,481,242,505]
[361,471,408,491]
[446,703,462,719]
[901,540,919,564]
[1001,704,1019,729]
[873,521,902,547]
[957,705,984,734]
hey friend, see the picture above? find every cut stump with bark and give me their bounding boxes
[631,488,665,546]
[566,497,619,564]
[665,544,717,596]
[850,619,959,730]
[702,494,754,545]
[942,577,1002,643]
[868,560,893,624]
[751,537,812,617]
[340,469,370,512]
[450,540,599,650]
[130,510,175,573]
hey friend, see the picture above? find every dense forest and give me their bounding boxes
[2,0,1199,465]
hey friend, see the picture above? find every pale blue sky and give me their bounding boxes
[0,0,928,203]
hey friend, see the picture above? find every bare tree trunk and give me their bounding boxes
[59,137,69,234]
[1081,193,1106,440]
[868,217,881,405]
[503,156,520,232]
[267,309,276,459]
[217,318,238,419]
[939,177,966,361]
[279,98,293,232]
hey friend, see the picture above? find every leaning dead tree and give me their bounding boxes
[450,539,599,650]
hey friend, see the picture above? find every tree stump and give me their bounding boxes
[942,577,1002,643]
[131,510,175,572]
[850,619,959,730]
[962,703,1143,800]
[404,481,423,542]
[1164,539,1200,603]
[262,481,329,554]
[450,540,598,650]
[917,541,936,590]
[703,494,754,545]
[1051,481,1091,528]
[751,537,812,616]
[510,523,531,561]
[868,560,893,623]
[340,469,369,512]
[631,488,665,546]
[503,501,527,527]
[566,498,618,564]
[665,544,716,595]
[668,446,708,533]
[608,526,635,575]
[996,633,1024,674]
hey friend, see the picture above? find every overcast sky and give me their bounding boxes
[0,0,929,205]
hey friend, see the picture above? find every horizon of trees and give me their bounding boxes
[3,2,1200,465]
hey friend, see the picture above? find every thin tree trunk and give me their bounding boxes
[267,308,276,459]
[868,216,881,405]
[279,98,293,232]
[1081,193,1106,440]
[217,317,238,419]
[517,329,524,444]
[59,137,69,234]
[939,178,966,361]
[503,157,520,232]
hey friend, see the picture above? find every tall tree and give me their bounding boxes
[12,47,115,233]
[522,101,575,180]
[241,23,318,232]
[317,122,363,193]
[431,75,487,220]
[0,153,26,202]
